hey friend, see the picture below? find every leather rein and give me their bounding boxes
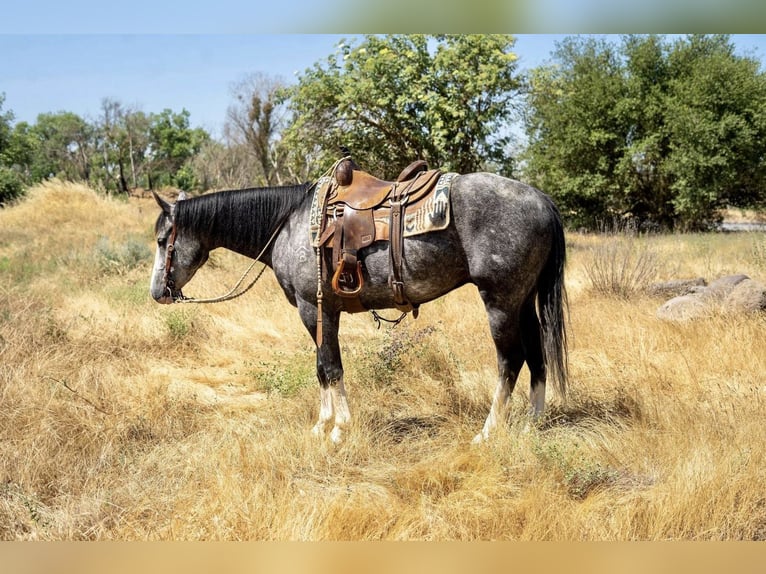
[161,215,286,305]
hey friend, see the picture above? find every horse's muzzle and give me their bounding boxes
[152,286,183,304]
[154,294,175,305]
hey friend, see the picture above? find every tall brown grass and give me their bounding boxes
[1,181,765,540]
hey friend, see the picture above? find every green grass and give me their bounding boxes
[249,352,315,397]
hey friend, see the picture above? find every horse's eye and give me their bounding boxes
[157,237,167,248]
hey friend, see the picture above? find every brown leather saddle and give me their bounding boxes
[314,158,443,314]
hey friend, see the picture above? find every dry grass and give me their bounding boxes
[1,181,765,540]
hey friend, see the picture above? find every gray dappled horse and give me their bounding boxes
[150,173,568,443]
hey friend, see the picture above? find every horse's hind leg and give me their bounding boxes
[473,291,526,443]
[520,296,547,420]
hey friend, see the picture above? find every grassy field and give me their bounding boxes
[1,181,765,540]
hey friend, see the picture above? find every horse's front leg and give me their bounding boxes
[298,300,349,443]
[314,344,351,443]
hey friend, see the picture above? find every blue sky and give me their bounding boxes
[2,34,765,138]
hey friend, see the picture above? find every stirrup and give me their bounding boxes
[331,259,364,297]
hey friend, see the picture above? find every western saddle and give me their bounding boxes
[312,157,445,318]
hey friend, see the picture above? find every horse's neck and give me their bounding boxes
[203,188,305,262]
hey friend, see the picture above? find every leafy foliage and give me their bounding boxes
[147,108,210,190]
[0,166,24,205]
[282,34,523,179]
[0,98,210,197]
[0,94,25,204]
[524,34,766,230]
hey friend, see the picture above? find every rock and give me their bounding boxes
[655,274,766,321]
[648,277,707,299]
[723,278,766,313]
[703,274,750,301]
[656,293,711,321]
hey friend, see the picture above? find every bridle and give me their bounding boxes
[161,220,185,301]
[159,213,289,305]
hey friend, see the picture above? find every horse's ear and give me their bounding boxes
[177,191,188,201]
[152,190,172,215]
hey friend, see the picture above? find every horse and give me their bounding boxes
[149,171,568,444]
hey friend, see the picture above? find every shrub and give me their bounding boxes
[94,236,152,274]
[0,167,25,206]
[249,352,314,397]
[584,220,662,298]
[164,309,194,340]
[356,325,437,387]
[533,439,622,500]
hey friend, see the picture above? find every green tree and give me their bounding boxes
[523,34,766,230]
[523,36,629,228]
[0,94,25,205]
[27,111,93,183]
[148,108,209,190]
[662,34,766,228]
[282,34,522,180]
[615,34,675,227]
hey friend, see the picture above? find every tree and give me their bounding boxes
[0,94,12,160]
[662,35,766,228]
[614,34,676,227]
[122,108,152,190]
[226,73,290,186]
[189,139,258,191]
[147,108,209,190]
[0,94,25,204]
[282,34,523,180]
[92,98,127,193]
[523,36,629,228]
[27,111,93,183]
[523,34,766,230]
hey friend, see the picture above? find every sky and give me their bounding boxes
[2,34,766,138]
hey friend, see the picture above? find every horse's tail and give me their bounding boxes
[537,195,569,399]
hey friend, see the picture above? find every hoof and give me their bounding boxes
[311,422,327,438]
[329,426,344,444]
[471,431,489,444]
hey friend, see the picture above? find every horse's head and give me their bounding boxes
[149,191,209,304]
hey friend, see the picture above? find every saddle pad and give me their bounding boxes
[399,172,456,238]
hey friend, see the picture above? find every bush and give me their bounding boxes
[94,236,152,274]
[584,220,662,298]
[0,167,25,205]
[249,352,314,397]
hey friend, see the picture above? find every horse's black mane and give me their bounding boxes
[174,183,311,252]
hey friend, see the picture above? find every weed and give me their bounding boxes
[584,220,663,298]
[250,352,313,397]
[95,236,152,275]
[356,325,437,386]
[164,309,194,340]
[751,235,766,271]
[2,482,50,530]
[533,439,622,500]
